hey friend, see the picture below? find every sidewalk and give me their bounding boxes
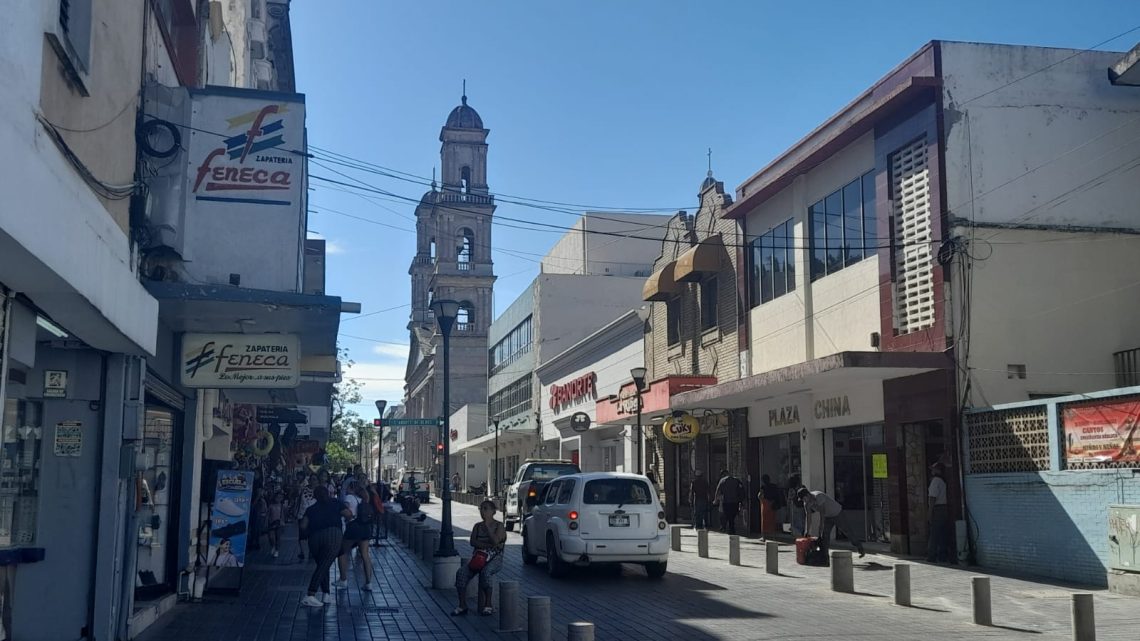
[139,503,1140,641]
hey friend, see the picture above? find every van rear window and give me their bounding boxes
[583,479,653,505]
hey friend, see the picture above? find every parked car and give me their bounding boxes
[397,469,431,503]
[504,459,580,531]
[521,472,669,579]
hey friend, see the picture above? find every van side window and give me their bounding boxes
[557,479,576,504]
[544,481,560,505]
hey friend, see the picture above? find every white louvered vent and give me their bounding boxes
[891,138,935,335]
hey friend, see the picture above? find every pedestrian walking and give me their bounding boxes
[926,463,951,563]
[689,469,709,530]
[713,470,745,535]
[797,487,865,557]
[758,474,785,537]
[296,477,316,561]
[335,482,376,590]
[267,491,284,558]
[452,499,506,617]
[251,488,268,552]
[368,482,387,544]
[299,486,350,607]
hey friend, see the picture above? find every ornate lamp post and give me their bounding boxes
[374,400,387,482]
[630,367,647,475]
[492,416,501,499]
[429,299,461,587]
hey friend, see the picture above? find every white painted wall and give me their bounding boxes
[542,213,671,276]
[0,1,158,356]
[810,258,880,357]
[941,42,1140,229]
[958,227,1140,405]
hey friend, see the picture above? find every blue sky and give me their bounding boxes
[290,0,1138,416]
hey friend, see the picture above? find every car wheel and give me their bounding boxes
[505,519,515,532]
[645,561,667,579]
[521,527,538,565]
[545,533,569,578]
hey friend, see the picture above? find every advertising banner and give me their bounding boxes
[181,333,300,388]
[207,470,254,569]
[1062,396,1140,465]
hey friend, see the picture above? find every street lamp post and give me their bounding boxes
[630,367,647,475]
[374,400,387,482]
[429,298,461,588]
[492,416,501,500]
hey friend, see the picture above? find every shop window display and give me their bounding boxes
[0,399,42,549]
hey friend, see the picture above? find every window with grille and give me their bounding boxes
[700,276,719,331]
[749,219,795,307]
[666,296,682,345]
[489,375,532,420]
[890,138,935,335]
[809,171,876,280]
[489,316,532,375]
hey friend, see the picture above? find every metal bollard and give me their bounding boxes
[830,550,854,593]
[697,529,709,558]
[528,596,551,641]
[728,536,740,566]
[422,530,438,564]
[670,525,682,552]
[766,541,779,575]
[498,581,520,631]
[1071,593,1095,641]
[894,563,911,606]
[567,622,595,641]
[972,576,992,626]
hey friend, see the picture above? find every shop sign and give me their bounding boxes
[255,405,307,424]
[570,412,591,433]
[450,429,459,441]
[663,414,700,444]
[1062,396,1140,464]
[188,93,305,211]
[181,333,300,388]
[207,470,254,568]
[814,395,851,420]
[54,420,82,457]
[872,453,888,479]
[617,387,642,415]
[768,405,801,428]
[549,372,597,413]
[43,370,68,399]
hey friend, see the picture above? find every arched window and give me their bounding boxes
[429,237,437,260]
[457,301,474,331]
[457,228,474,269]
[460,166,471,195]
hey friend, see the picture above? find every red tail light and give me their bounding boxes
[569,511,578,520]
[528,488,537,497]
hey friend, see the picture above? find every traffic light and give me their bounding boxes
[436,442,444,453]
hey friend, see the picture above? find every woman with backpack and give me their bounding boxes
[335,482,375,591]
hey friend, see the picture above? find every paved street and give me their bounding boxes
[139,500,1140,641]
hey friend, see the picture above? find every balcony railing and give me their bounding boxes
[455,322,474,333]
[412,254,435,266]
[457,260,472,271]
[1114,347,1140,387]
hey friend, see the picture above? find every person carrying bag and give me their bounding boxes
[453,500,506,617]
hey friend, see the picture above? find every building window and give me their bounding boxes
[700,276,718,331]
[666,296,681,345]
[489,316,532,375]
[0,397,43,548]
[457,302,474,332]
[489,375,532,421]
[749,219,795,307]
[460,166,471,194]
[457,228,474,270]
[56,0,93,73]
[810,170,876,281]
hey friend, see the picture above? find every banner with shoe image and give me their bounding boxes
[208,470,255,568]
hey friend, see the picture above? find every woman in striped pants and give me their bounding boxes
[299,486,350,607]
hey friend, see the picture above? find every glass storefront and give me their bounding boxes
[830,425,890,544]
[135,402,181,599]
[0,399,42,550]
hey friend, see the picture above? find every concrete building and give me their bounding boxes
[541,212,672,277]
[637,172,749,525]
[402,95,497,484]
[674,41,1140,570]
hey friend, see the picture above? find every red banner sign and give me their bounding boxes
[1062,397,1140,464]
[549,372,597,413]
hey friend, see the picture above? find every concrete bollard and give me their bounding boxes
[972,576,992,626]
[422,530,438,564]
[1071,593,1095,641]
[415,525,431,557]
[728,536,740,566]
[528,596,551,641]
[409,523,423,549]
[567,622,595,641]
[399,516,410,542]
[670,525,682,552]
[765,541,779,575]
[830,550,854,593]
[498,581,520,631]
[894,563,911,606]
[697,529,709,558]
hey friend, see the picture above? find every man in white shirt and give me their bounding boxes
[927,463,950,563]
[797,488,865,558]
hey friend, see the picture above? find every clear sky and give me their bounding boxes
[290,0,1138,417]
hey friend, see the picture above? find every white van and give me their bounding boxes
[520,472,669,578]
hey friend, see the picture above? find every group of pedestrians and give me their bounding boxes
[297,465,389,608]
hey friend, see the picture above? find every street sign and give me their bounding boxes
[570,412,591,433]
[381,417,444,427]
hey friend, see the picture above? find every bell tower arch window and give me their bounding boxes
[457,301,474,332]
[460,166,471,195]
[457,228,474,270]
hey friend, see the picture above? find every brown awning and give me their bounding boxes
[674,240,722,282]
[642,262,679,302]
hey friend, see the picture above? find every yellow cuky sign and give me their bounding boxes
[662,414,700,444]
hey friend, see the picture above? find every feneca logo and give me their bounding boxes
[184,341,292,380]
[192,104,295,197]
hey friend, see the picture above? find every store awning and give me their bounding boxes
[642,262,679,302]
[674,240,722,282]
[671,351,952,410]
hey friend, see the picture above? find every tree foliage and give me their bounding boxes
[327,347,366,473]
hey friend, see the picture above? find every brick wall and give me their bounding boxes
[966,470,1140,586]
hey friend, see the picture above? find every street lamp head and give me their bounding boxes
[630,366,647,388]
[429,299,460,322]
[375,399,387,415]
